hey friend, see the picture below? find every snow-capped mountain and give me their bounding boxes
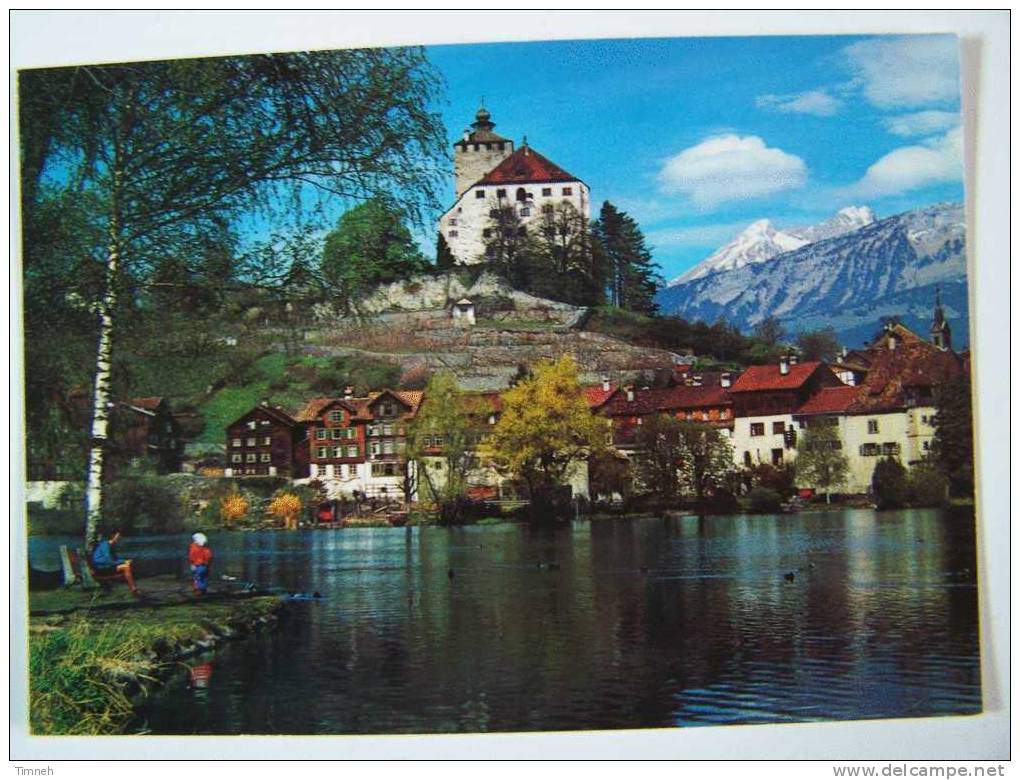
[655,203,967,348]
[666,206,875,287]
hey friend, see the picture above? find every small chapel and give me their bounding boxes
[437,106,590,265]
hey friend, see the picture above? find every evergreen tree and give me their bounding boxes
[592,201,661,314]
[435,232,456,270]
[932,375,974,497]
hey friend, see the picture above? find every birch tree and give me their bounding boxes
[18,49,447,546]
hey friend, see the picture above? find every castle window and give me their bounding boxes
[516,188,527,202]
[449,230,458,238]
[449,218,458,226]
[562,187,573,196]
[496,189,506,199]
[541,203,553,214]
[867,419,879,434]
[476,189,486,199]
[520,208,530,217]
[542,187,552,197]
[772,421,785,435]
[750,423,765,437]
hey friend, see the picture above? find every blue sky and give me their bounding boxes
[426,35,963,282]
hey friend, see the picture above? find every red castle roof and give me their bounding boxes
[478,146,579,186]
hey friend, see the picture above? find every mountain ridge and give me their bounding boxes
[656,202,968,347]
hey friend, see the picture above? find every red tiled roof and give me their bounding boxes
[292,397,358,423]
[582,385,617,409]
[851,343,964,412]
[478,146,579,186]
[795,385,865,416]
[729,361,826,392]
[601,387,675,417]
[393,390,424,414]
[657,384,732,410]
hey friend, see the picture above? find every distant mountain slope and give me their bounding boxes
[667,206,875,286]
[655,203,968,347]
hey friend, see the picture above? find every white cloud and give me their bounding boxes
[850,127,962,197]
[647,221,755,249]
[657,135,807,208]
[756,90,841,117]
[844,36,960,109]
[883,110,960,137]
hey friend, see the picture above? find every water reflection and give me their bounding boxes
[33,508,978,734]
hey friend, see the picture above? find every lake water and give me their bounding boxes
[30,508,981,734]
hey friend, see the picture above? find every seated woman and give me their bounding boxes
[91,529,140,595]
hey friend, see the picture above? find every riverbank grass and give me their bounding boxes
[28,595,280,735]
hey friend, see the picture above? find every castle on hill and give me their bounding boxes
[438,106,590,265]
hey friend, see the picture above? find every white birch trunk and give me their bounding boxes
[84,168,121,547]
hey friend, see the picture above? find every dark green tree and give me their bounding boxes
[592,201,660,314]
[796,327,842,362]
[872,456,908,509]
[435,232,456,270]
[18,48,447,545]
[320,197,428,311]
[931,375,974,497]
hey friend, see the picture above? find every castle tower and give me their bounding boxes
[930,285,952,351]
[453,105,514,198]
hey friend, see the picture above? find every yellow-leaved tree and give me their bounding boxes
[483,355,608,520]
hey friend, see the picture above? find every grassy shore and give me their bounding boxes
[28,587,281,735]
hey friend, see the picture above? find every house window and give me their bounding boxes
[562,187,573,196]
[247,420,256,430]
[383,423,394,436]
[449,230,458,238]
[332,446,343,458]
[372,463,398,477]
[520,208,530,217]
[772,421,785,435]
[382,404,395,417]
[232,438,242,447]
[370,442,381,455]
[231,454,242,463]
[383,441,394,455]
[476,189,486,199]
[316,429,327,440]
[331,428,342,439]
[246,437,256,447]
[317,447,327,458]
[260,420,270,427]
[262,436,271,445]
[246,453,257,463]
[771,449,783,466]
[859,443,880,456]
[867,419,879,434]
[750,423,765,437]
[260,453,271,463]
[347,445,358,458]
[542,187,552,196]
[882,442,901,456]
[496,189,506,199]
[329,410,342,423]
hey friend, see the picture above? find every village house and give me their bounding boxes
[293,394,367,486]
[728,357,844,469]
[438,106,591,265]
[224,402,308,478]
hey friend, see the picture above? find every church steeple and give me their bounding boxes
[930,285,952,351]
